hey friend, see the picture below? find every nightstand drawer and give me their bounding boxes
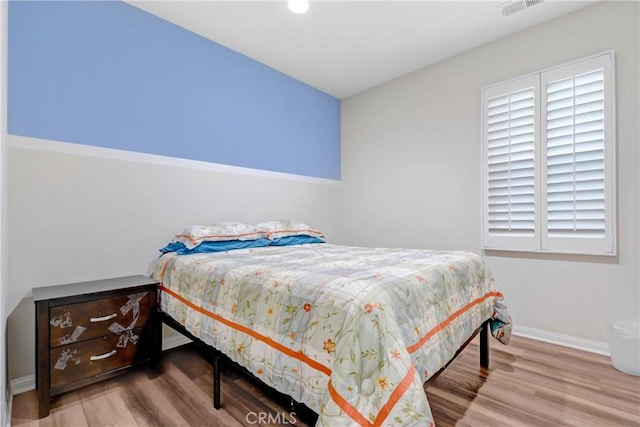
[50,327,149,389]
[50,292,150,348]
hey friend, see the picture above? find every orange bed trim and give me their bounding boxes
[158,285,332,376]
[327,380,374,427]
[407,291,503,354]
[374,366,417,427]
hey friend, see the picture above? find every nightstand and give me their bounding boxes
[33,275,161,418]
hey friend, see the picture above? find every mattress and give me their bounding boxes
[152,243,511,426]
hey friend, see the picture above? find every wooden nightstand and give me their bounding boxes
[33,275,161,418]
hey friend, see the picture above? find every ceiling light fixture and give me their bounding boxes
[288,0,309,14]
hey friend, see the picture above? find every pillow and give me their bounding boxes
[269,235,326,246]
[172,222,266,250]
[160,238,271,255]
[256,220,325,240]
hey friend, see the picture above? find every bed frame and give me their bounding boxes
[158,311,490,424]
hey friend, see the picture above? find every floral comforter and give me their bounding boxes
[152,244,511,426]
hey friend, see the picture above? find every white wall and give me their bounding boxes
[341,1,639,347]
[1,0,8,423]
[6,136,340,382]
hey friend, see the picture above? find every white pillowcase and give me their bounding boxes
[173,222,266,249]
[255,220,325,240]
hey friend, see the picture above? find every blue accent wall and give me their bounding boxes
[8,1,341,179]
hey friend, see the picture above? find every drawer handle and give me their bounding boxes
[90,350,117,361]
[90,313,117,323]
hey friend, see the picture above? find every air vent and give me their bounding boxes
[500,0,545,16]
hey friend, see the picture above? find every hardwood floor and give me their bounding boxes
[12,335,640,426]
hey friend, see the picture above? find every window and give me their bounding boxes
[482,52,615,255]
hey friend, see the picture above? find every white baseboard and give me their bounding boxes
[512,324,610,356]
[8,375,34,396]
[9,335,194,396]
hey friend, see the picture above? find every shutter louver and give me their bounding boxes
[546,69,606,238]
[486,87,536,236]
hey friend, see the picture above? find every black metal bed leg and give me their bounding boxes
[213,354,221,409]
[480,321,489,369]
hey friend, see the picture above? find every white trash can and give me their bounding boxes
[608,320,640,376]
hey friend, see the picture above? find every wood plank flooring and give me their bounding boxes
[12,335,640,426]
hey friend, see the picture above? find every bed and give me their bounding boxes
[151,223,511,427]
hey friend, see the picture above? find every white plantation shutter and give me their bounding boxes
[487,89,535,235]
[482,52,615,255]
[541,54,615,254]
[545,71,605,236]
[483,75,540,250]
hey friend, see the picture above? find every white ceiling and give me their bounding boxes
[127,0,597,99]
